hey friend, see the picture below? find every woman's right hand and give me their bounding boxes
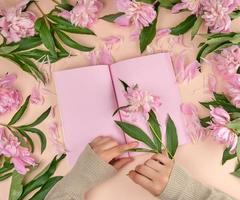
[90,136,138,170]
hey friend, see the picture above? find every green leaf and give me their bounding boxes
[119,79,130,92]
[191,17,203,40]
[136,0,155,3]
[56,2,73,11]
[9,171,24,200]
[29,176,63,200]
[47,15,95,35]
[159,0,174,9]
[127,148,157,153]
[166,115,178,159]
[13,55,46,83]
[227,120,240,133]
[8,96,30,125]
[230,10,240,19]
[20,107,51,128]
[229,34,240,44]
[115,121,156,150]
[237,67,240,74]
[17,129,35,153]
[100,12,125,23]
[112,105,130,117]
[0,172,13,181]
[0,45,19,54]
[171,15,197,35]
[231,162,240,177]
[9,36,42,52]
[200,116,211,128]
[222,147,236,165]
[17,49,69,63]
[140,15,158,53]
[205,37,232,45]
[199,101,240,113]
[19,154,66,200]
[148,110,162,152]
[213,93,230,103]
[0,162,14,174]
[55,29,94,52]
[35,17,57,58]
[197,42,231,62]
[20,127,47,154]
[237,137,240,157]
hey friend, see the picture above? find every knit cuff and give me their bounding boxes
[72,144,117,184]
[159,164,190,200]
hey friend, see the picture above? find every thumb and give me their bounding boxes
[112,157,134,170]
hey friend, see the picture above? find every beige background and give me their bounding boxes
[0,0,240,199]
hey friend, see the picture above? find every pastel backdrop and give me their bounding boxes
[0,0,240,199]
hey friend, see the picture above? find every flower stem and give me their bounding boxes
[149,123,174,158]
[33,1,45,16]
[51,0,60,4]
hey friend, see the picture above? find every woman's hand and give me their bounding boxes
[90,136,138,170]
[128,152,174,196]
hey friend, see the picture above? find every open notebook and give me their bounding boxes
[54,53,189,166]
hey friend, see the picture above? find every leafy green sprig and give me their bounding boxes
[0,0,96,83]
[0,95,51,182]
[115,110,178,159]
[9,154,66,200]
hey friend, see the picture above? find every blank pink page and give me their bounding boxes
[110,53,189,147]
[54,65,125,166]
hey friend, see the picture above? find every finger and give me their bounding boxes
[97,140,119,151]
[151,153,171,166]
[144,159,163,172]
[90,136,104,146]
[112,157,133,170]
[135,164,159,180]
[128,170,153,192]
[108,142,138,158]
[97,136,115,145]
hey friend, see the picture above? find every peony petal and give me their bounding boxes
[184,60,200,82]
[30,86,44,105]
[114,15,130,26]
[180,103,198,115]
[208,74,217,93]
[171,3,187,14]
[0,73,17,87]
[102,35,123,49]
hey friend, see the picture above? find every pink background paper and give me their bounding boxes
[54,65,125,166]
[111,53,189,147]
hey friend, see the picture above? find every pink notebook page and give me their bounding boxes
[110,53,189,147]
[54,65,125,166]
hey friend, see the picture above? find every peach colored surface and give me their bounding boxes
[0,0,240,200]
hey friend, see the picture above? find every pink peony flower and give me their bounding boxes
[0,0,37,43]
[180,103,205,142]
[122,85,161,119]
[212,45,240,76]
[201,0,240,33]
[0,127,36,174]
[115,0,157,30]
[0,73,22,115]
[226,84,240,108]
[59,0,103,28]
[209,106,238,153]
[210,106,230,125]
[30,86,44,105]
[172,0,201,14]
